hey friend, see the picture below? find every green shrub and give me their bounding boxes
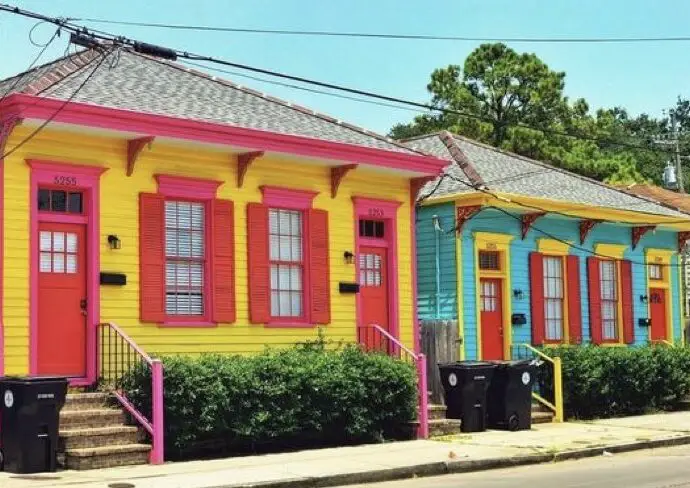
[120,341,417,458]
[543,345,690,419]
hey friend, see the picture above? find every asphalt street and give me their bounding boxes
[342,445,690,488]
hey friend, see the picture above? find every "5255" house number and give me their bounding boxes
[54,175,78,186]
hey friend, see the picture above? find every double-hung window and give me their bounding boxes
[165,200,205,317]
[599,260,618,341]
[543,256,564,342]
[269,208,304,318]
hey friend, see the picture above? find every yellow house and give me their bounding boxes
[0,48,445,465]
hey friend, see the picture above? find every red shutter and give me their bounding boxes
[566,255,583,344]
[529,252,545,346]
[621,260,635,344]
[308,209,331,324]
[247,203,270,323]
[211,199,235,323]
[139,193,166,322]
[587,257,603,345]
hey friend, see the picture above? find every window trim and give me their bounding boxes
[599,259,621,343]
[155,175,222,327]
[261,186,318,327]
[536,239,572,344]
[542,255,568,344]
[593,243,627,345]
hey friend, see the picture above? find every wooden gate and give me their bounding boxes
[420,320,459,404]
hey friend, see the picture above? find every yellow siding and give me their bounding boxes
[3,127,414,372]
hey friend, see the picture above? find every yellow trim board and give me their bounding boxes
[473,231,513,360]
[422,191,690,231]
[537,238,571,256]
[594,243,627,260]
[455,233,465,360]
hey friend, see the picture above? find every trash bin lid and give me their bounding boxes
[439,360,497,369]
[0,376,69,385]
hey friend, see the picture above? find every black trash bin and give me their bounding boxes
[0,376,69,473]
[438,361,496,432]
[486,360,537,431]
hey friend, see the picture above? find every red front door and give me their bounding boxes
[37,222,87,377]
[650,288,667,341]
[359,246,389,349]
[480,278,504,360]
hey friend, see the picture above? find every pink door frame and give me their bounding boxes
[28,160,107,386]
[353,197,402,340]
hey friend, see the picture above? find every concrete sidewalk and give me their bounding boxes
[3,411,690,488]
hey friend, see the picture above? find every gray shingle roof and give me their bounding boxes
[404,132,686,218]
[1,49,422,156]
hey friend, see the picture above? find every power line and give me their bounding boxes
[74,17,690,44]
[1,46,113,160]
[0,3,683,158]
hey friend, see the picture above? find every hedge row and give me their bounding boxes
[119,341,417,458]
[542,345,690,419]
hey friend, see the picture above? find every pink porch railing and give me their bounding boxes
[357,324,429,439]
[97,322,164,464]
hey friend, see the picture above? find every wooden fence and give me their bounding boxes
[420,320,459,404]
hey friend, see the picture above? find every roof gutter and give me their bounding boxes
[1,94,447,176]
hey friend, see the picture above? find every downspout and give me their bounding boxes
[432,215,443,319]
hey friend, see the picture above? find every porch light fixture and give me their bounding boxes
[343,251,354,265]
[513,289,524,300]
[639,294,649,304]
[107,234,122,250]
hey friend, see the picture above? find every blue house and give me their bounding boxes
[407,132,690,363]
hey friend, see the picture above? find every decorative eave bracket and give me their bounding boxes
[456,205,482,234]
[521,212,546,240]
[237,151,264,188]
[678,231,690,252]
[0,116,23,157]
[410,175,436,204]
[579,219,601,245]
[632,225,656,250]
[331,164,358,198]
[126,136,155,177]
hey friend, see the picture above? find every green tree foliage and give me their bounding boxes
[391,43,684,186]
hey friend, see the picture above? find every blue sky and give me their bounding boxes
[1,0,689,135]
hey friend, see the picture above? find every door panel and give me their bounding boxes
[37,222,87,377]
[480,278,504,360]
[358,246,389,349]
[649,287,667,341]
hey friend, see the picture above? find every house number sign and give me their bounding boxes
[54,175,78,186]
[486,243,498,250]
[368,208,385,218]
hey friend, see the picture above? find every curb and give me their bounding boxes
[211,434,690,488]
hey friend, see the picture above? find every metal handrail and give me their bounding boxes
[98,322,164,464]
[513,343,564,423]
[359,323,429,439]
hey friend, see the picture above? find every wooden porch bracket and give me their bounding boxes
[236,151,264,188]
[632,225,656,250]
[410,175,436,204]
[0,116,22,157]
[678,231,690,252]
[330,164,358,198]
[579,219,601,245]
[126,136,155,176]
[521,212,546,239]
[456,205,482,233]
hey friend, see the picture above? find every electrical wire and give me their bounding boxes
[0,3,684,158]
[0,45,113,160]
[73,17,690,44]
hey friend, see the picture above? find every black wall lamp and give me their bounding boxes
[107,234,122,250]
[513,289,525,300]
[343,251,354,265]
[639,294,649,304]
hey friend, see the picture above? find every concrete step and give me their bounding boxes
[63,444,151,470]
[676,398,690,411]
[428,404,447,420]
[59,425,139,450]
[64,392,110,411]
[532,411,555,424]
[429,419,462,437]
[60,408,124,429]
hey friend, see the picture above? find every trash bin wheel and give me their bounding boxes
[0,447,4,471]
[508,414,520,432]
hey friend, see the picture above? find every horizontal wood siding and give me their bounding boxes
[2,127,415,373]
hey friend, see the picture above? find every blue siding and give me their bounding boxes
[416,203,457,320]
[417,204,684,354]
